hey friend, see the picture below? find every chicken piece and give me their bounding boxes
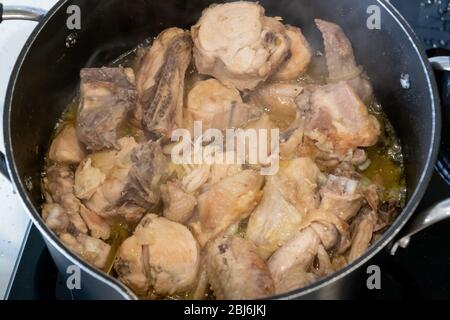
[79,205,110,240]
[77,67,137,151]
[115,214,200,296]
[310,221,339,250]
[136,28,192,138]
[137,214,199,295]
[302,82,380,156]
[274,26,312,81]
[272,267,317,294]
[206,235,274,299]
[79,138,167,222]
[268,227,320,293]
[114,235,149,296]
[60,233,111,269]
[249,83,302,127]
[42,203,70,235]
[186,79,257,132]
[44,165,87,234]
[182,165,211,194]
[161,181,197,224]
[192,1,290,90]
[319,175,364,222]
[246,158,322,259]
[74,158,105,200]
[191,170,264,247]
[315,19,373,105]
[48,125,85,165]
[348,209,377,261]
[124,140,168,208]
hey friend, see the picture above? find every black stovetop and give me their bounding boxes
[7,0,450,300]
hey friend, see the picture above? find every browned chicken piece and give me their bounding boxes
[79,205,110,240]
[41,203,70,235]
[315,19,373,105]
[60,233,111,269]
[78,137,167,223]
[44,165,87,234]
[246,158,322,259]
[186,79,258,132]
[136,28,192,138]
[206,235,274,299]
[191,170,264,247]
[77,67,137,151]
[192,2,290,90]
[274,25,312,81]
[48,125,85,165]
[115,214,200,296]
[348,209,377,262]
[267,227,321,293]
[161,181,197,224]
[301,82,380,156]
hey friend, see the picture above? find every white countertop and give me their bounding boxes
[0,0,58,299]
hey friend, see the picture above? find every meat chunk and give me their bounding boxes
[115,214,200,296]
[78,137,167,222]
[192,1,290,90]
[348,209,376,261]
[249,83,302,127]
[79,205,110,240]
[267,227,320,293]
[301,82,380,156]
[191,170,264,247]
[274,26,312,81]
[206,235,274,299]
[161,181,197,224]
[315,19,373,105]
[246,158,320,259]
[60,233,111,269]
[136,28,192,138]
[42,203,70,235]
[246,158,322,259]
[44,165,87,234]
[186,79,257,132]
[319,175,364,222]
[77,67,137,151]
[48,125,85,165]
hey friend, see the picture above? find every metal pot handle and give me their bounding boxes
[391,56,450,255]
[0,3,48,180]
[0,3,47,23]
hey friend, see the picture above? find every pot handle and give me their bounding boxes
[0,3,47,22]
[391,55,450,255]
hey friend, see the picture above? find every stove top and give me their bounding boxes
[4,0,450,300]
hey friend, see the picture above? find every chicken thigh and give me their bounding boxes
[192,1,290,90]
[115,214,200,296]
[206,235,274,299]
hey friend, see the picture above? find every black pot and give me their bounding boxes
[0,0,444,299]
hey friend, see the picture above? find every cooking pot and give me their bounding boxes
[0,0,447,300]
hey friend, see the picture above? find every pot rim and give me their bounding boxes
[3,0,441,300]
